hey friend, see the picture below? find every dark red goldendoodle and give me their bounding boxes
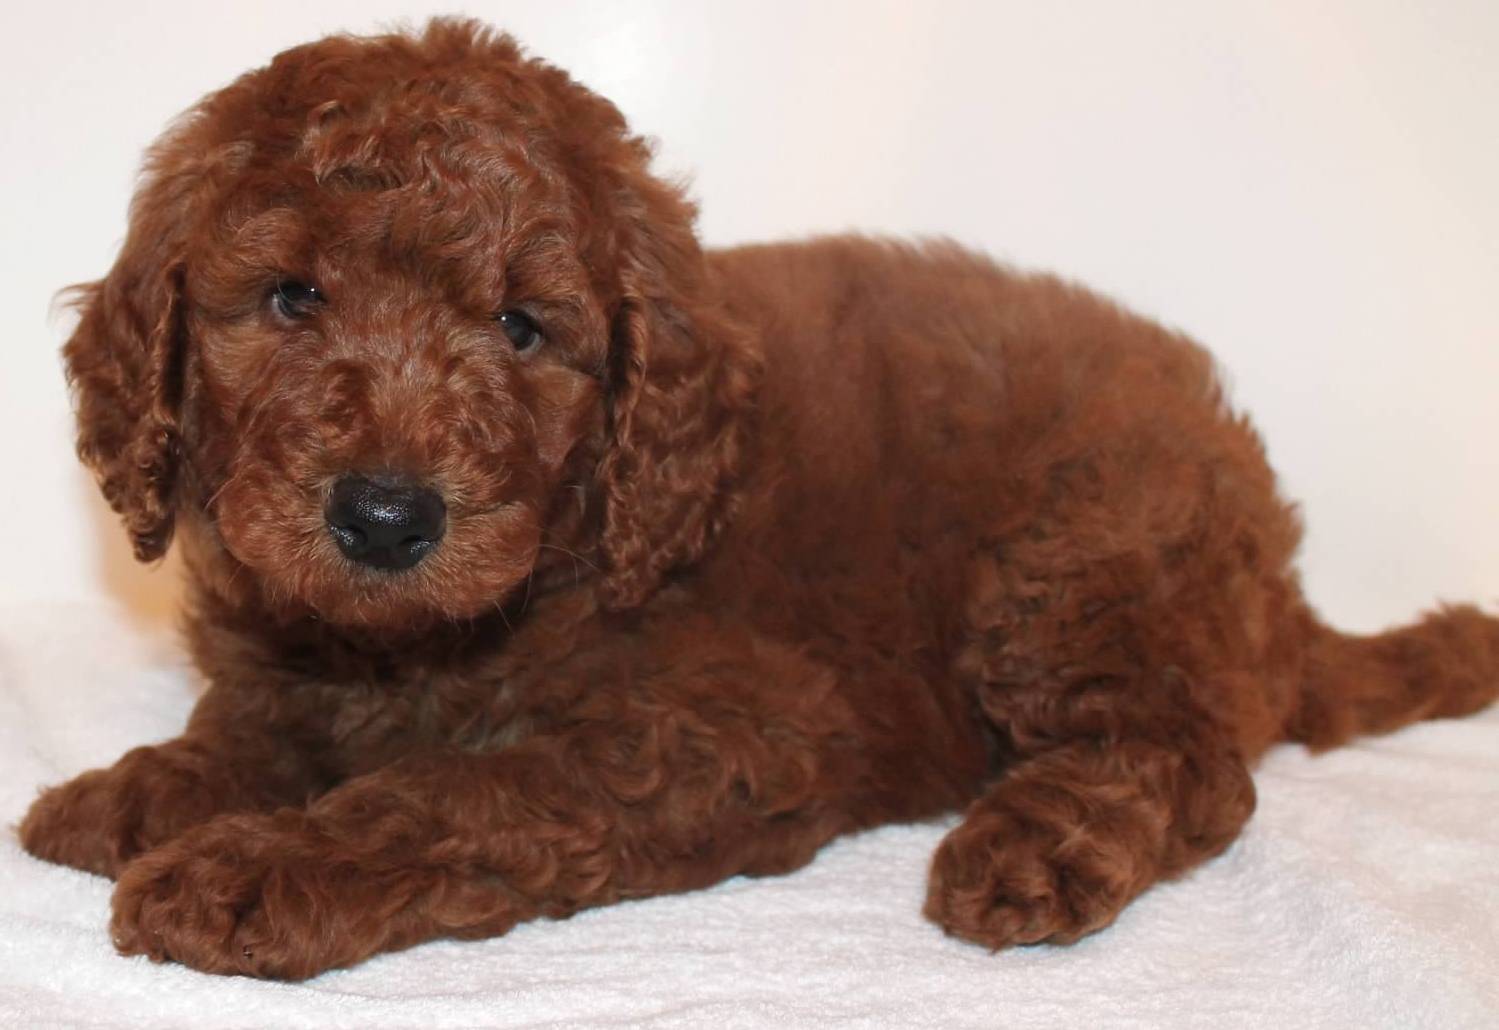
[20,20,1499,979]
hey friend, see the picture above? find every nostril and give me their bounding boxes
[325,475,447,571]
[327,522,368,553]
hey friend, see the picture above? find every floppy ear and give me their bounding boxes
[64,139,200,562]
[595,169,761,609]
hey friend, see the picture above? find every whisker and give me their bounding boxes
[518,570,534,616]
[536,542,600,574]
[201,472,242,515]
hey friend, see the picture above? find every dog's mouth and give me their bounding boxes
[204,453,551,630]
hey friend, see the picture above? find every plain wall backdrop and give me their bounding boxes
[1,0,1494,633]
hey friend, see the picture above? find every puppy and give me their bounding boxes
[20,19,1499,979]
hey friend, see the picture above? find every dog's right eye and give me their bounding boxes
[272,280,323,319]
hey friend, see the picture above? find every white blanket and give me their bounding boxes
[3,601,1496,1029]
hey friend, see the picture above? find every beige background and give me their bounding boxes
[2,0,1495,632]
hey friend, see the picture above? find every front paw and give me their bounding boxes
[924,802,1144,949]
[111,812,387,979]
[21,766,151,877]
[20,745,232,878]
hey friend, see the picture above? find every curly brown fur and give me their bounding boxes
[19,19,1499,979]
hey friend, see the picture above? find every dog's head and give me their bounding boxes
[65,19,757,631]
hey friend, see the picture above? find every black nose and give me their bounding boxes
[325,476,447,571]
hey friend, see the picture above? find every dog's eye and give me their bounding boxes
[272,280,323,319]
[495,309,543,352]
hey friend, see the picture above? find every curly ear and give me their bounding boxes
[64,139,200,562]
[596,171,760,609]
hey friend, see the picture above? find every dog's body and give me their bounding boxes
[19,21,1499,979]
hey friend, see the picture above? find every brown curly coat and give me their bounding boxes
[19,19,1499,979]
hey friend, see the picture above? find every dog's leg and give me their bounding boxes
[19,692,327,878]
[107,631,980,979]
[931,416,1305,948]
[924,671,1256,948]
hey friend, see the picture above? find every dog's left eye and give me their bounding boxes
[495,310,543,352]
[272,280,323,319]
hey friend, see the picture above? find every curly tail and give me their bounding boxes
[1287,604,1499,750]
